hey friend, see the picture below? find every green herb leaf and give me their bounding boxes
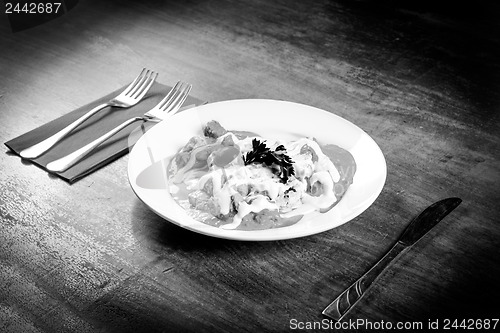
[243,139,295,183]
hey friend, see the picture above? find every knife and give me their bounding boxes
[322,197,462,321]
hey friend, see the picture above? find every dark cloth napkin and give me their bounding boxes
[5,82,205,183]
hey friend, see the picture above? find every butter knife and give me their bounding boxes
[322,197,462,321]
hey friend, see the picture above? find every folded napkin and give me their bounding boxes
[5,82,205,183]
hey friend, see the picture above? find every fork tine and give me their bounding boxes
[164,83,192,113]
[132,71,157,100]
[175,84,192,109]
[122,68,147,95]
[128,69,152,97]
[156,81,182,110]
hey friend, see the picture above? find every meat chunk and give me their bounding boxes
[203,120,227,139]
[174,136,207,169]
[188,190,220,216]
[182,135,206,152]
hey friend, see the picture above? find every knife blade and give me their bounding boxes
[322,197,462,321]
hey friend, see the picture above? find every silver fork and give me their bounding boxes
[20,68,158,159]
[46,81,192,173]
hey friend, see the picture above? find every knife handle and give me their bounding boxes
[322,241,407,321]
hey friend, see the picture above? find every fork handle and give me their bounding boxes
[322,241,408,321]
[19,103,111,159]
[46,116,145,173]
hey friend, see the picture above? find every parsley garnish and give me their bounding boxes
[243,139,295,183]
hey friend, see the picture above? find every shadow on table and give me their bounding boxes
[329,0,500,119]
[128,198,344,270]
[129,199,289,254]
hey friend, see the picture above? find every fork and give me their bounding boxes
[46,81,192,173]
[20,68,158,159]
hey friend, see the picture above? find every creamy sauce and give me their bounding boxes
[168,127,356,231]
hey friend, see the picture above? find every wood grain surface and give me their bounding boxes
[1,0,499,332]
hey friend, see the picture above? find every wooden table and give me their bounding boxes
[1,0,499,332]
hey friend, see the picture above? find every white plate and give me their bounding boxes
[127,99,386,241]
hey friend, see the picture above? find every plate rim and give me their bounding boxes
[127,98,387,241]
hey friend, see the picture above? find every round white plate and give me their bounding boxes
[127,99,386,241]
